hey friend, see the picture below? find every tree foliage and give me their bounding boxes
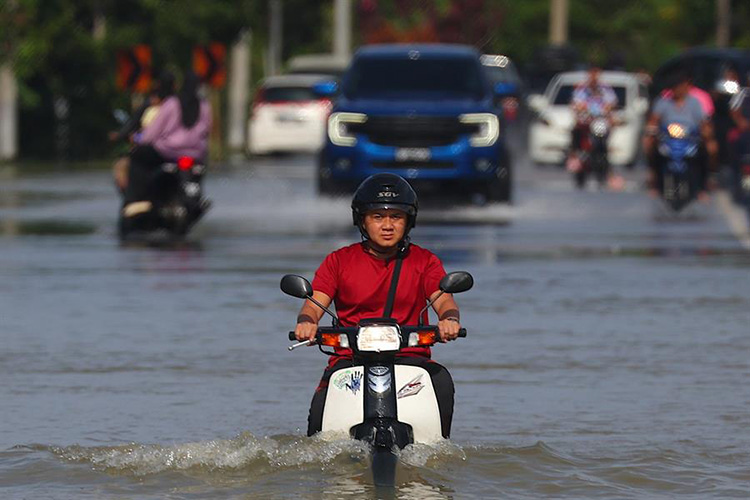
[2,0,749,160]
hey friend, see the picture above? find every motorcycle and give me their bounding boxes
[655,122,700,212]
[117,156,211,240]
[280,271,473,487]
[568,111,611,189]
[736,138,750,221]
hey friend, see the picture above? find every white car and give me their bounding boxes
[246,74,333,155]
[528,71,649,166]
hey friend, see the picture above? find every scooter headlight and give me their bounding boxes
[460,113,500,147]
[328,112,367,147]
[591,118,609,137]
[667,123,686,139]
[357,324,401,352]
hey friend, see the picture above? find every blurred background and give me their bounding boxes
[0,0,748,163]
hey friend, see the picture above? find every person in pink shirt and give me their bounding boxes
[661,85,715,117]
[123,72,212,214]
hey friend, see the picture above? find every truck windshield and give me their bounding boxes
[343,57,486,99]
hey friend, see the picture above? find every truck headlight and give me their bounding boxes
[460,113,499,147]
[328,112,367,147]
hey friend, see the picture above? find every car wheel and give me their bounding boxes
[487,151,512,203]
[316,153,347,196]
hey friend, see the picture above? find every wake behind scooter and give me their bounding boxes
[281,271,473,487]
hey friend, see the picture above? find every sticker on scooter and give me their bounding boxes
[331,369,363,395]
[397,374,425,399]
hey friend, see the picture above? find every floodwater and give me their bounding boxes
[1,156,749,499]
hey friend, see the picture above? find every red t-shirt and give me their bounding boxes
[312,242,446,363]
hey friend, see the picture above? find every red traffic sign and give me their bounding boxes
[193,43,227,89]
[116,45,152,93]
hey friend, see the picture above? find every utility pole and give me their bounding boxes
[227,30,251,152]
[549,0,569,45]
[268,0,282,76]
[333,0,352,59]
[1,0,19,161]
[0,63,18,161]
[716,0,731,48]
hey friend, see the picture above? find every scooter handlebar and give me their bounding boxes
[288,327,467,341]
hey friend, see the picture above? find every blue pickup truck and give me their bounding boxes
[316,44,514,203]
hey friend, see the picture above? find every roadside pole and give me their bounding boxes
[227,30,251,153]
[716,0,731,48]
[268,0,282,76]
[549,0,569,45]
[0,63,19,161]
[333,0,352,59]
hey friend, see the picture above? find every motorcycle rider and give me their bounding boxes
[643,67,718,200]
[109,71,176,192]
[294,173,462,438]
[122,71,212,218]
[566,66,617,177]
[728,72,750,199]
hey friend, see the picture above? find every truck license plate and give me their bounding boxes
[395,148,431,162]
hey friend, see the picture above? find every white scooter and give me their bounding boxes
[280,271,473,487]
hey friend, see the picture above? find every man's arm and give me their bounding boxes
[110,102,148,142]
[430,291,461,342]
[294,291,333,342]
[700,118,719,173]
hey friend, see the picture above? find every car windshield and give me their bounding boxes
[552,84,627,109]
[264,86,317,102]
[343,57,486,99]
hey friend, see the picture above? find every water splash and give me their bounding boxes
[49,432,371,476]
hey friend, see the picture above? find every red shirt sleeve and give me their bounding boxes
[422,251,446,299]
[312,251,339,299]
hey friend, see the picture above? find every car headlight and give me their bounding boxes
[357,324,401,352]
[667,123,686,139]
[328,112,367,147]
[460,113,500,147]
[591,118,609,137]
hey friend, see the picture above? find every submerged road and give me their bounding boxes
[1,153,749,498]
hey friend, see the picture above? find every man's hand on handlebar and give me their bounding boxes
[295,319,318,342]
[437,317,461,342]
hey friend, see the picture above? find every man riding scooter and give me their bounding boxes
[566,67,620,189]
[293,173,463,439]
[644,67,718,201]
[728,72,750,208]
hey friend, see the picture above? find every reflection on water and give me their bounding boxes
[0,219,97,236]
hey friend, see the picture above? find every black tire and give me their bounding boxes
[593,154,609,186]
[117,213,129,241]
[316,153,352,197]
[574,170,587,189]
[487,150,512,203]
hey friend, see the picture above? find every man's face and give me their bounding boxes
[588,68,601,88]
[363,208,407,249]
[673,80,690,99]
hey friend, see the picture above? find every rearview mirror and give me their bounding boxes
[312,81,339,97]
[494,82,519,98]
[113,108,130,125]
[280,274,313,299]
[526,94,547,113]
[439,272,474,294]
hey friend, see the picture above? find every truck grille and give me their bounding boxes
[350,116,477,147]
[372,161,453,169]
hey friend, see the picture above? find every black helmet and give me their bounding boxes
[351,173,418,238]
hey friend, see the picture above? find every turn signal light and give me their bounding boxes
[407,331,437,347]
[320,334,349,348]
